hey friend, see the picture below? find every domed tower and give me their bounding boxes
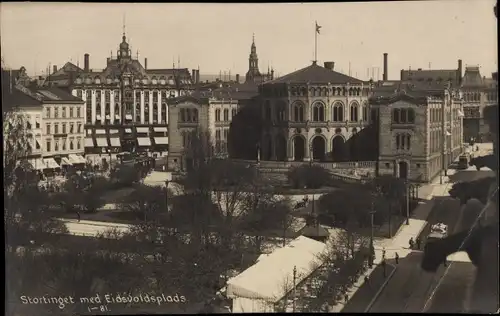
[245,34,262,83]
[117,32,131,61]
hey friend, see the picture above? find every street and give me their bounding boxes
[368,166,492,313]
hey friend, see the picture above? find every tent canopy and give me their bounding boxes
[226,236,326,303]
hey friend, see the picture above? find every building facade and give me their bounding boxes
[258,61,372,163]
[461,66,498,142]
[166,95,240,170]
[3,83,86,172]
[62,32,194,157]
[371,84,463,182]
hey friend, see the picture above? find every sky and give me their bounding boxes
[1,1,497,81]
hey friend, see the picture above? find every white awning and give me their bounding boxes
[105,115,111,119]
[125,114,133,120]
[154,137,168,145]
[95,129,106,135]
[96,115,101,120]
[458,109,464,117]
[43,158,60,169]
[61,157,73,166]
[137,127,149,133]
[138,137,151,146]
[69,154,86,164]
[85,138,94,147]
[109,129,119,133]
[96,138,108,147]
[154,127,168,132]
[125,128,132,133]
[446,131,452,136]
[110,137,121,147]
[31,158,46,171]
[115,114,120,120]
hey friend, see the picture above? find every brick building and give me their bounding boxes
[370,82,463,182]
[257,61,373,163]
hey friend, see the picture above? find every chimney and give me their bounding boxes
[106,57,111,65]
[383,53,388,81]
[192,69,196,83]
[324,62,335,70]
[196,70,200,84]
[84,53,89,72]
[458,59,463,84]
[144,58,148,70]
[53,65,58,74]
[236,74,240,83]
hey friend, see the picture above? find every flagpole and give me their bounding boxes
[314,21,318,63]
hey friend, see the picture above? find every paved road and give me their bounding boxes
[368,168,492,313]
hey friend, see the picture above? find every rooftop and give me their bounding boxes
[264,62,364,85]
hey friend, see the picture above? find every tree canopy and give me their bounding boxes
[287,164,333,189]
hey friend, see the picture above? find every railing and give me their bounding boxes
[232,159,377,171]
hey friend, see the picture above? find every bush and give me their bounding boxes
[287,165,332,189]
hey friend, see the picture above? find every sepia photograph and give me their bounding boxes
[2,1,498,314]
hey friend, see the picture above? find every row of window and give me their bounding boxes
[75,77,187,86]
[86,103,168,124]
[46,122,83,135]
[429,130,443,154]
[215,109,238,122]
[179,108,199,123]
[289,86,366,97]
[392,108,416,124]
[267,103,369,123]
[215,129,229,140]
[463,92,481,102]
[77,89,174,102]
[429,108,443,123]
[395,133,411,150]
[45,106,82,119]
[46,137,82,152]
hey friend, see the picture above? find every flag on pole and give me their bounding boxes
[316,22,322,34]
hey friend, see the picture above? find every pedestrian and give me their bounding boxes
[382,247,386,260]
[364,275,370,288]
[344,293,349,304]
[409,237,414,249]
[76,211,81,222]
[395,252,399,264]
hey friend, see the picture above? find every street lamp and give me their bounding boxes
[405,179,410,225]
[165,180,170,212]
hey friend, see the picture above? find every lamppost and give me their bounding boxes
[165,180,170,211]
[292,265,297,313]
[405,179,410,225]
[256,142,260,165]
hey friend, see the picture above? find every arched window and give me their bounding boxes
[407,109,415,123]
[337,87,342,96]
[396,134,400,149]
[312,103,325,122]
[223,109,229,121]
[293,103,305,122]
[333,102,344,122]
[192,109,198,122]
[350,103,359,122]
[392,108,400,123]
[161,103,167,123]
[362,105,368,122]
[215,109,221,122]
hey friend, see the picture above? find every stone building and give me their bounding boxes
[370,82,463,182]
[47,32,194,157]
[461,66,498,142]
[166,94,240,171]
[257,61,372,163]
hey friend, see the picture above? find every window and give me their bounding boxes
[62,123,66,134]
[76,90,82,99]
[332,103,344,122]
[223,109,229,121]
[77,138,81,149]
[192,109,198,122]
[77,123,82,133]
[392,108,415,124]
[161,103,167,123]
[77,107,81,118]
[35,140,40,149]
[362,106,368,122]
[70,123,74,134]
[231,109,237,119]
[45,107,50,118]
[350,103,359,122]
[216,130,221,140]
[55,107,59,118]
[180,109,186,122]
[54,124,59,134]
[46,141,51,152]
[215,109,221,122]
[70,139,74,150]
[46,124,51,135]
[223,129,229,139]
[275,103,286,121]
[293,103,304,122]
[69,107,74,118]
[312,103,325,122]
[62,107,66,118]
[396,133,411,150]
[35,117,40,129]
[62,139,66,151]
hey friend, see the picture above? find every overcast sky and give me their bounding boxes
[1,1,497,80]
